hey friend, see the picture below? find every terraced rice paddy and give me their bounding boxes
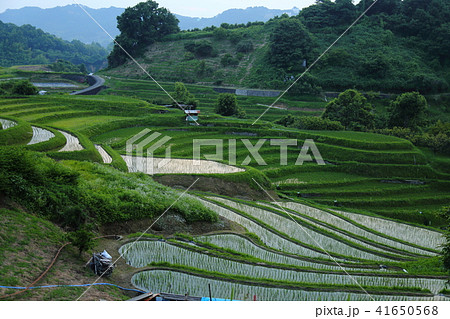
[27,126,55,145]
[198,198,336,259]
[120,197,448,300]
[0,86,447,302]
[196,233,359,271]
[122,155,245,175]
[0,118,17,130]
[132,270,447,301]
[271,202,438,256]
[58,130,83,152]
[333,209,445,251]
[122,241,446,294]
[95,145,112,164]
[210,197,399,261]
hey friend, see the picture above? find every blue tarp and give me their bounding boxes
[200,297,236,301]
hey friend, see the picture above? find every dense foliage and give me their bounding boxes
[276,114,344,131]
[268,18,313,73]
[0,147,217,229]
[322,89,374,131]
[48,59,88,74]
[0,79,37,96]
[215,93,244,117]
[374,126,450,155]
[172,82,198,107]
[184,40,216,58]
[388,92,427,129]
[0,20,108,70]
[108,0,179,67]
[108,0,450,94]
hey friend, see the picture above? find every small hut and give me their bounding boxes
[184,110,200,122]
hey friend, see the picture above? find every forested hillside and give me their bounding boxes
[0,5,299,45]
[0,21,108,70]
[107,0,450,94]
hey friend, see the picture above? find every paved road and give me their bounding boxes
[70,75,105,95]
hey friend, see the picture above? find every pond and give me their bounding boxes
[32,82,80,88]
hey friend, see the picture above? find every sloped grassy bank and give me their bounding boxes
[0,146,217,228]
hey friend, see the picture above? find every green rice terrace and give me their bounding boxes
[0,74,449,301]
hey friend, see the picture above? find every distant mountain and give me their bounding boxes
[176,6,300,30]
[0,5,300,46]
[0,5,123,47]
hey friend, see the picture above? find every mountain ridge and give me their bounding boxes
[0,5,299,47]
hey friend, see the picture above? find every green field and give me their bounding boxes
[1,75,449,301]
[1,78,448,225]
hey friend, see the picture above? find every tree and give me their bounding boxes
[11,80,37,95]
[172,82,198,107]
[216,93,239,116]
[185,40,215,58]
[108,0,179,67]
[68,226,96,256]
[221,53,239,67]
[268,18,313,72]
[322,89,374,131]
[236,40,254,53]
[173,82,189,102]
[388,92,427,129]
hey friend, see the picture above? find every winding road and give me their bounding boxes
[70,75,105,96]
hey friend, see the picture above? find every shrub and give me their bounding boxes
[322,89,374,131]
[236,40,254,53]
[277,115,344,131]
[67,226,96,256]
[213,27,229,40]
[0,146,218,226]
[0,80,37,96]
[221,53,239,67]
[215,93,240,116]
[374,126,450,155]
[171,82,198,107]
[388,92,427,130]
[184,40,216,57]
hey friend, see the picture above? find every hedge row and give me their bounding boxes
[0,116,32,145]
[80,114,185,138]
[101,144,129,172]
[264,161,447,180]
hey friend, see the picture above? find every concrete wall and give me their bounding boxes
[214,87,280,97]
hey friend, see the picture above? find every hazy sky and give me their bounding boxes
[0,1,317,17]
